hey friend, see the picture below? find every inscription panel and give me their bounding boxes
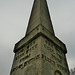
[11,36,69,75]
[11,54,40,73]
[42,54,55,66]
[42,37,69,74]
[11,37,41,74]
[14,39,38,63]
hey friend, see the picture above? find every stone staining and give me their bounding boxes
[10,0,70,75]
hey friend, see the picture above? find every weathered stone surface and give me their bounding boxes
[10,0,70,75]
[26,0,55,35]
[10,35,69,75]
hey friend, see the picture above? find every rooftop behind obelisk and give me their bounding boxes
[26,0,55,36]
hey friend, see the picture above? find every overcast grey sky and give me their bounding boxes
[0,0,75,75]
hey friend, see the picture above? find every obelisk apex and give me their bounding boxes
[26,0,55,36]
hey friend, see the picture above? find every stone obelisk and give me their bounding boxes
[10,0,70,75]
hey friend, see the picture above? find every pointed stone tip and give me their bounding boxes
[25,0,55,36]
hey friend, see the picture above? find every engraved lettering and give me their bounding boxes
[26,40,35,49]
[56,53,63,60]
[51,54,62,64]
[57,64,69,73]
[11,63,23,73]
[45,40,53,48]
[17,48,24,55]
[44,44,54,53]
[42,54,55,66]
[11,54,40,73]
[24,54,40,67]
[19,54,31,63]
[15,53,24,60]
[26,44,38,54]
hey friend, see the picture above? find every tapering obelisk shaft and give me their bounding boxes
[26,0,54,36]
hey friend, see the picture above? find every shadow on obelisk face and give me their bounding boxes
[54,70,62,75]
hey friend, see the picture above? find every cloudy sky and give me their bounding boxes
[0,0,75,75]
